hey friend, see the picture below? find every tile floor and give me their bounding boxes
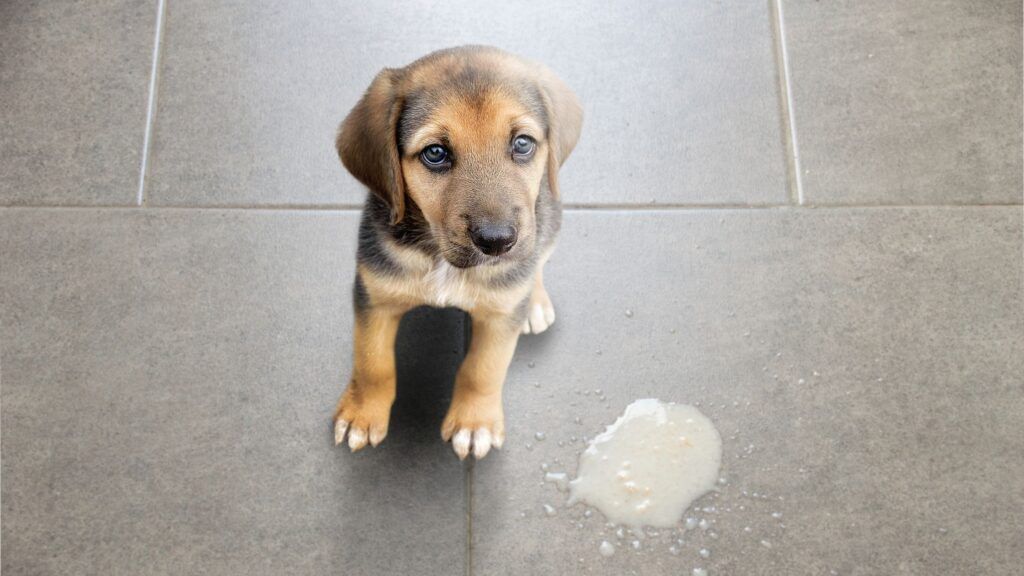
[1,1,1021,575]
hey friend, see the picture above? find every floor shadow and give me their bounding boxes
[387,306,468,442]
[322,306,470,572]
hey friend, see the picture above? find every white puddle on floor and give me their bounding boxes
[567,399,723,528]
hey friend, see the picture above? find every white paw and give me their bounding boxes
[334,417,387,452]
[446,426,505,461]
[521,300,556,335]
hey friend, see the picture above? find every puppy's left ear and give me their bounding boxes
[537,67,583,199]
[337,68,407,224]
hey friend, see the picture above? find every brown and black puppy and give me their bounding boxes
[332,46,582,460]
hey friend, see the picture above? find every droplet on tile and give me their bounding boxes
[692,568,708,576]
[760,539,772,549]
[544,472,569,492]
[599,541,615,557]
[535,432,546,441]
[624,309,634,318]
[699,548,710,559]
[543,504,557,517]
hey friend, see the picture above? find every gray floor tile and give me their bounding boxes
[0,1,155,206]
[147,1,787,207]
[0,209,468,576]
[471,208,1023,575]
[783,0,1023,205]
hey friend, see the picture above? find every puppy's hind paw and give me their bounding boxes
[521,290,556,335]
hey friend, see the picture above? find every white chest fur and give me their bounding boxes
[371,241,532,314]
[424,260,480,309]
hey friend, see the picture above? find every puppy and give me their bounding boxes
[332,46,582,460]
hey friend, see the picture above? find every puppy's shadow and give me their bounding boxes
[388,306,468,441]
[323,307,467,558]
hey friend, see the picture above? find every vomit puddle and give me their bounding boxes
[567,399,722,528]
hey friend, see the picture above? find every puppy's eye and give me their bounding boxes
[511,135,536,161]
[420,145,451,170]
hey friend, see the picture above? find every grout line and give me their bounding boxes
[565,202,789,210]
[462,312,474,576]
[770,0,805,205]
[1,202,1022,213]
[136,0,168,207]
[465,458,474,576]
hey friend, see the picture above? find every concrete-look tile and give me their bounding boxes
[0,209,467,576]
[147,0,787,207]
[784,0,1023,205]
[0,1,155,206]
[472,208,1023,575]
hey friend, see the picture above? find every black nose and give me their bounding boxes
[469,223,518,256]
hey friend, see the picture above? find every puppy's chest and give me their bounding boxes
[421,260,481,309]
[375,257,496,311]
[368,243,532,312]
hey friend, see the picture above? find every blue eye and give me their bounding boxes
[511,135,536,160]
[420,145,450,169]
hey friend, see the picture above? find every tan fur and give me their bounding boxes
[441,310,521,444]
[333,307,403,449]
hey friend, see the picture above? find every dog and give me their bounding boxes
[331,46,582,460]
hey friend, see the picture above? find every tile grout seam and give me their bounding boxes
[462,313,474,576]
[1,203,1021,213]
[770,0,805,206]
[465,458,473,576]
[136,0,167,207]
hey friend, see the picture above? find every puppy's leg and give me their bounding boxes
[521,266,555,335]
[442,311,521,460]
[334,305,403,451]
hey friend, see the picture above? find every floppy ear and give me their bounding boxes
[537,67,583,200]
[337,69,406,224]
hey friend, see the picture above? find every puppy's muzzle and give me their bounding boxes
[469,222,517,256]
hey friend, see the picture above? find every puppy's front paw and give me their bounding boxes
[521,285,555,335]
[333,382,393,452]
[441,393,505,460]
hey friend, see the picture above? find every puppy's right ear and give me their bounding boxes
[337,69,406,224]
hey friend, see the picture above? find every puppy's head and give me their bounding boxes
[337,46,582,268]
